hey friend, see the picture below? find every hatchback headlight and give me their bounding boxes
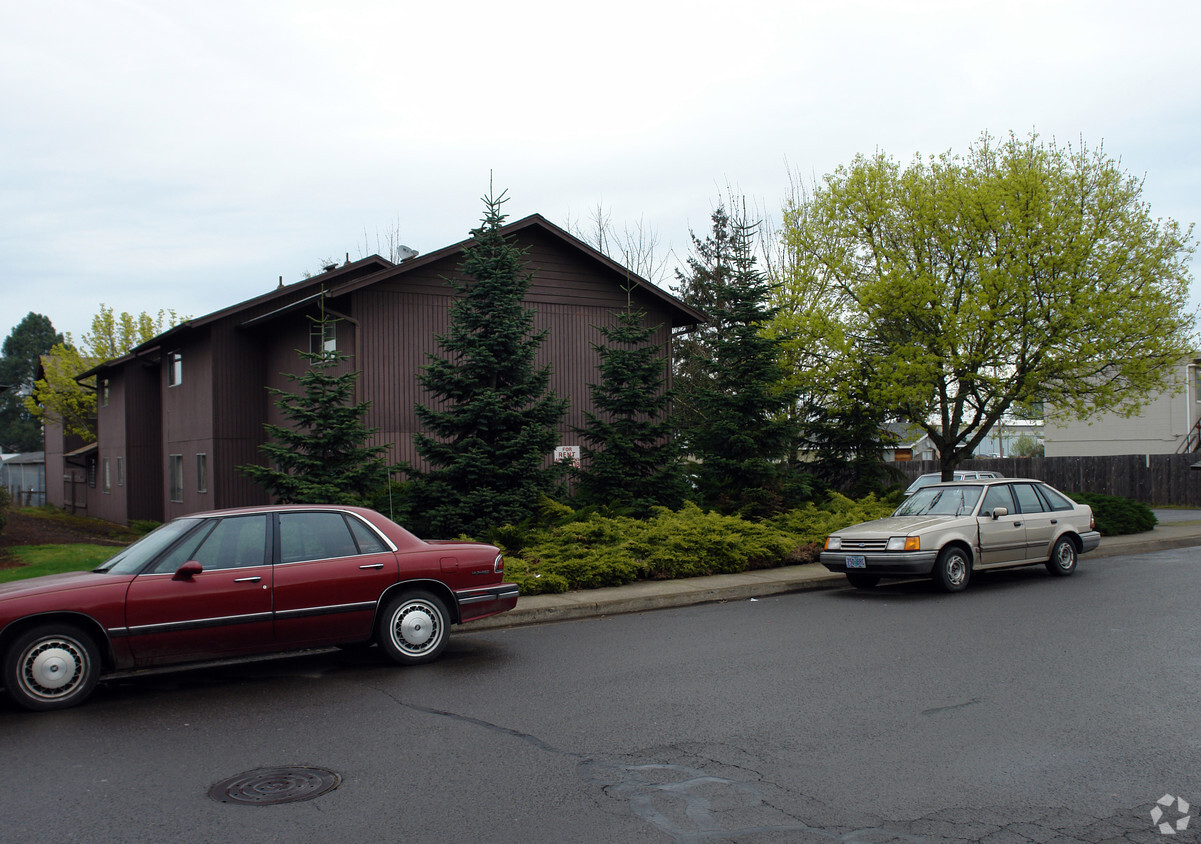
[825,536,842,551]
[886,536,920,552]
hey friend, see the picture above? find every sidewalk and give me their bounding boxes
[462,514,1201,632]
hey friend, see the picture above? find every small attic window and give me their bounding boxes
[167,351,183,386]
[310,321,337,359]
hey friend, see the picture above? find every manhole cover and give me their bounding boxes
[208,766,341,805]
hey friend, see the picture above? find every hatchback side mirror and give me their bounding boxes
[991,507,1009,520]
[172,560,204,581]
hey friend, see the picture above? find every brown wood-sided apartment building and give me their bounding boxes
[45,214,705,525]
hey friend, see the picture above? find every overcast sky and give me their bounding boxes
[2,0,1199,342]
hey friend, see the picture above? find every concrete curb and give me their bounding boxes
[460,523,1201,632]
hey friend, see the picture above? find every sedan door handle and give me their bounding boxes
[359,563,384,570]
[1050,519,1058,524]
[1013,522,1022,527]
[234,576,262,583]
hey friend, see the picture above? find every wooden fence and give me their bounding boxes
[893,454,1201,507]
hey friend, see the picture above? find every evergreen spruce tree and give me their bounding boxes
[800,367,901,497]
[573,304,686,515]
[0,313,62,452]
[401,190,568,537]
[240,308,392,504]
[674,206,804,517]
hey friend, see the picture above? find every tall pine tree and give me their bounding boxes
[401,190,568,537]
[674,206,804,517]
[573,304,686,515]
[0,313,61,452]
[240,307,393,504]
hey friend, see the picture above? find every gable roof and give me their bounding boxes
[84,213,704,379]
[326,213,706,328]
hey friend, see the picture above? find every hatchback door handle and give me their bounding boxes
[359,563,384,570]
[234,576,262,583]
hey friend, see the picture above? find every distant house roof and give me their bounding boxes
[1,451,44,464]
[81,213,704,380]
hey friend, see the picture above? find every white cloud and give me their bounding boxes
[1,0,1198,339]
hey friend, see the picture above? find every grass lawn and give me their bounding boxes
[0,545,119,583]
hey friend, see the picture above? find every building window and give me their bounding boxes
[168,454,183,502]
[102,458,111,493]
[116,456,125,487]
[87,455,97,488]
[196,453,208,494]
[99,379,110,407]
[168,351,183,386]
[310,321,337,360]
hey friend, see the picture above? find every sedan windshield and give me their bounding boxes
[94,518,204,575]
[894,485,983,517]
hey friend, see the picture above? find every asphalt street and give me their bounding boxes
[2,539,1198,843]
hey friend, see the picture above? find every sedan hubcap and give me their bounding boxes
[395,604,439,653]
[23,641,84,697]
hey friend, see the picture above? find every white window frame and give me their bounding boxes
[167,351,183,387]
[168,454,183,502]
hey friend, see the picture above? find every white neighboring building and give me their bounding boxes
[1,451,47,506]
[884,419,1043,461]
[1043,359,1201,457]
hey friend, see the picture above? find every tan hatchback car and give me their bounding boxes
[820,478,1101,592]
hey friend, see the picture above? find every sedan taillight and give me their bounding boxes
[494,553,504,574]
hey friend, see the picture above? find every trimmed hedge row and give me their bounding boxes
[500,494,896,595]
[1067,491,1157,536]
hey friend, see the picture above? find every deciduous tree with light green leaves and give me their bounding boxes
[778,131,1196,478]
[26,305,183,442]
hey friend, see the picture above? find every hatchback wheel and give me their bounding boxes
[376,591,450,665]
[3,624,101,711]
[1045,536,1078,577]
[933,546,971,593]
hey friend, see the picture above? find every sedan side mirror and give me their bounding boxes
[991,507,1009,520]
[172,560,204,581]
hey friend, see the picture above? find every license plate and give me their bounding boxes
[845,555,866,569]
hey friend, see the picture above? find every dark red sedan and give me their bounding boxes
[0,505,518,711]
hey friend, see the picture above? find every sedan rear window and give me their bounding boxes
[280,511,364,563]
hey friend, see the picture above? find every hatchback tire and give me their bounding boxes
[933,546,971,593]
[1045,536,1078,577]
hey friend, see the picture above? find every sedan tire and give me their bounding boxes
[376,591,450,665]
[1045,536,1079,577]
[3,624,101,711]
[933,546,971,593]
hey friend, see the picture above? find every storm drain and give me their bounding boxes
[208,766,341,805]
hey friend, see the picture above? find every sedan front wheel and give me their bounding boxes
[3,624,101,711]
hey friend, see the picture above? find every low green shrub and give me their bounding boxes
[0,486,10,534]
[496,494,898,595]
[1067,491,1156,536]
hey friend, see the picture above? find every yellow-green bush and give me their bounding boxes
[499,494,897,595]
